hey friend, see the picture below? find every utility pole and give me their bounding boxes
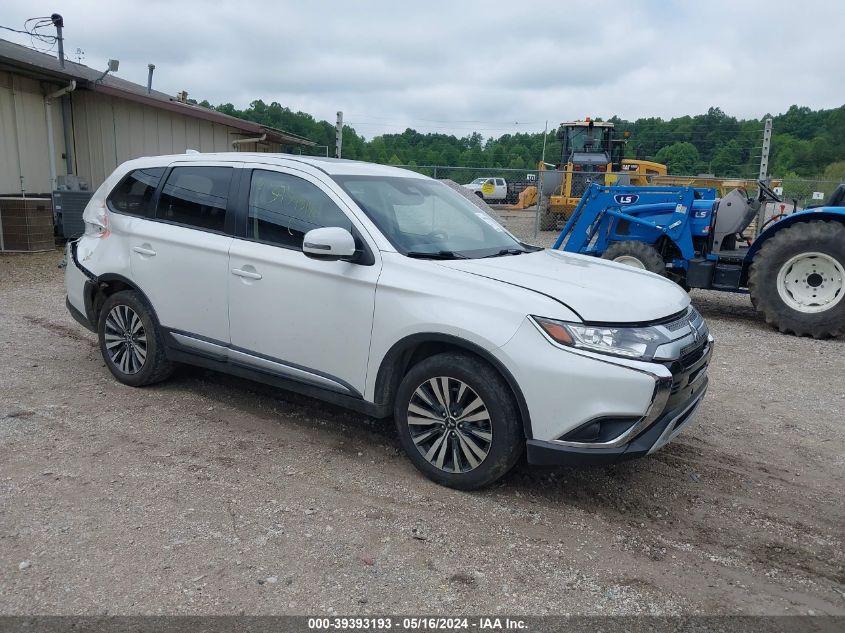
[534,120,549,239]
[755,117,773,236]
[759,118,772,180]
[540,119,548,165]
[335,111,343,159]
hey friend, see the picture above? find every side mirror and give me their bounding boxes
[303,226,357,261]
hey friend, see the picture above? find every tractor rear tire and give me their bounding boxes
[748,220,845,338]
[602,241,666,275]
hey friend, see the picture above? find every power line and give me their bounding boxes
[346,113,546,126]
[347,121,769,138]
[347,121,548,133]
[1,15,59,53]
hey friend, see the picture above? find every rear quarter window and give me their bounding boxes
[107,167,165,216]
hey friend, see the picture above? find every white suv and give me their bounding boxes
[65,153,712,489]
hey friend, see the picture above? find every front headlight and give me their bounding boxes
[531,316,670,360]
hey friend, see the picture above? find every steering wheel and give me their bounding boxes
[758,180,782,203]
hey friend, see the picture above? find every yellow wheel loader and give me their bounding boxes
[536,119,667,230]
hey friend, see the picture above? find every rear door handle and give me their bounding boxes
[132,245,156,256]
[231,267,262,280]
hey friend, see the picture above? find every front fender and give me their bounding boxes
[745,208,845,262]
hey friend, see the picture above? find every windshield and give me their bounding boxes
[470,178,488,185]
[566,126,612,153]
[333,176,527,258]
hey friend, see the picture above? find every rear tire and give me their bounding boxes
[748,221,845,338]
[393,353,523,490]
[97,290,174,386]
[602,241,665,275]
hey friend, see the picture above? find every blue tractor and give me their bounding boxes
[553,182,845,338]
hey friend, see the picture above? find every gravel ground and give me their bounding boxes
[0,245,843,616]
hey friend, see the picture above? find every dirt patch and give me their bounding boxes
[23,315,94,343]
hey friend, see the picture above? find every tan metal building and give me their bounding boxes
[0,38,314,196]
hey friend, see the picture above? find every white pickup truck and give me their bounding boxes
[463,177,508,202]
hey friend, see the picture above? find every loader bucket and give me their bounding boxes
[510,186,538,209]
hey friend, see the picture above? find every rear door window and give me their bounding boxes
[155,166,233,233]
[107,167,165,216]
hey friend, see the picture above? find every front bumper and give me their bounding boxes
[526,375,708,466]
[494,312,713,466]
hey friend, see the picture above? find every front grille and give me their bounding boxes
[667,338,711,398]
[663,306,704,333]
[680,338,707,368]
[664,309,693,332]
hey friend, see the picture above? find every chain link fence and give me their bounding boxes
[778,178,842,209]
[397,165,843,209]
[395,165,541,184]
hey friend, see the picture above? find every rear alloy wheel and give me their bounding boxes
[104,304,147,375]
[394,353,523,489]
[602,241,666,275]
[97,290,174,386]
[749,221,845,338]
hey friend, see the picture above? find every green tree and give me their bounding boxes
[709,140,745,177]
[823,160,845,182]
[199,97,845,178]
[654,142,700,174]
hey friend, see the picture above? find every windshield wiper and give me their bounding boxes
[405,250,469,260]
[481,248,527,258]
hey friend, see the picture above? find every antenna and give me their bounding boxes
[94,59,120,83]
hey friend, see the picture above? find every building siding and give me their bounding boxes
[0,72,67,195]
[0,71,282,196]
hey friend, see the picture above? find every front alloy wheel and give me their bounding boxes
[393,352,523,489]
[407,377,493,473]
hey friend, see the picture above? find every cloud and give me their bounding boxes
[4,0,844,138]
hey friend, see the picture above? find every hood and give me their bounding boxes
[437,249,690,323]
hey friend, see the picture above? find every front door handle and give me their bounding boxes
[231,267,262,280]
[132,245,156,257]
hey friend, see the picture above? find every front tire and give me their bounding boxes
[748,221,845,338]
[393,353,523,490]
[602,241,665,275]
[97,290,174,386]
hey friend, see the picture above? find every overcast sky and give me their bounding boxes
[4,1,844,139]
